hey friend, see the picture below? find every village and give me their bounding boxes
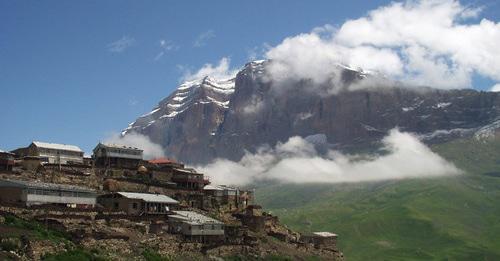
[0,141,342,260]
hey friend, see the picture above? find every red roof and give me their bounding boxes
[148,158,178,164]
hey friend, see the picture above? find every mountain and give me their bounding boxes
[122,60,500,260]
[123,60,500,164]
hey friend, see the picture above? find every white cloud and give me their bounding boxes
[107,36,135,53]
[265,31,402,91]
[105,132,165,160]
[154,39,178,61]
[490,83,500,92]
[265,0,500,90]
[198,129,461,186]
[180,57,238,82]
[194,30,215,47]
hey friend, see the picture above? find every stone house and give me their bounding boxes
[93,143,143,169]
[301,232,338,250]
[97,192,178,215]
[0,150,15,171]
[171,168,209,190]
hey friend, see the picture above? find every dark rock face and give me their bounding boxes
[124,60,500,164]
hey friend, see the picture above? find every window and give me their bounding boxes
[132,202,138,209]
[114,202,119,209]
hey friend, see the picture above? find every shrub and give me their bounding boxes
[42,249,107,261]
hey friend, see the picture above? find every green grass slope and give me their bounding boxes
[256,137,500,260]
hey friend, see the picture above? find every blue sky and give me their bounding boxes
[1,0,499,154]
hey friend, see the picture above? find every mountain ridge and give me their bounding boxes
[123,59,500,164]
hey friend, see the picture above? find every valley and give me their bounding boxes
[256,136,500,260]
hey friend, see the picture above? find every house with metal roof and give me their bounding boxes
[97,191,178,215]
[204,185,238,197]
[171,168,209,190]
[23,141,84,165]
[203,185,253,210]
[168,210,225,242]
[93,143,143,169]
[0,179,97,207]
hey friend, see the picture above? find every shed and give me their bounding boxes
[301,232,338,249]
[21,156,42,171]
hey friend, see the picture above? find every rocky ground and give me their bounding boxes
[0,206,343,260]
[0,170,343,260]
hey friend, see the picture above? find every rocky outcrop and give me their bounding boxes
[124,60,500,164]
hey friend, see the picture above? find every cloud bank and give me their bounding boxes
[490,83,500,92]
[265,0,500,90]
[198,129,461,186]
[105,132,165,160]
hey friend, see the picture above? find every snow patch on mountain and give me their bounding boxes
[157,77,235,119]
[433,102,452,109]
[474,119,500,140]
[402,99,424,112]
[141,108,161,117]
[419,128,473,141]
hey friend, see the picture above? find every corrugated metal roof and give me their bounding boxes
[33,141,83,152]
[313,232,338,237]
[173,168,198,174]
[148,158,178,164]
[169,211,223,225]
[99,143,143,151]
[203,185,224,191]
[203,185,237,191]
[116,192,178,204]
[0,179,96,193]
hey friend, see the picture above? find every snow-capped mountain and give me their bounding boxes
[123,76,236,135]
[123,59,500,164]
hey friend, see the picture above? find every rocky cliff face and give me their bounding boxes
[123,60,500,164]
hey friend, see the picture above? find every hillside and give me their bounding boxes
[255,136,500,260]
